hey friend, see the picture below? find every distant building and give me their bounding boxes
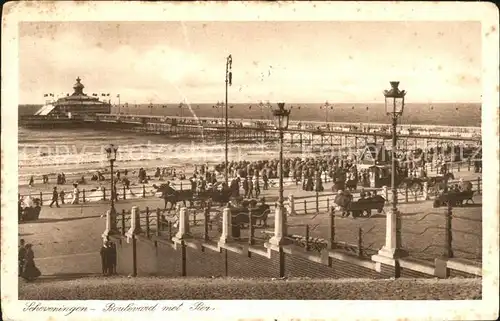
[34,77,111,118]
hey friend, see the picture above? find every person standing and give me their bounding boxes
[59,189,66,205]
[248,178,254,199]
[100,240,110,276]
[49,187,60,208]
[253,174,261,198]
[28,176,34,188]
[18,239,26,277]
[71,183,80,204]
[21,244,41,282]
[109,241,117,275]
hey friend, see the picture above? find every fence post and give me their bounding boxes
[123,186,126,200]
[193,210,197,226]
[156,208,161,237]
[248,208,254,246]
[329,207,336,249]
[326,197,330,212]
[180,181,183,190]
[121,209,126,236]
[134,206,142,234]
[103,187,106,201]
[467,158,471,171]
[404,186,409,203]
[303,200,307,215]
[423,182,429,200]
[315,191,319,213]
[305,225,310,251]
[457,161,461,172]
[382,186,389,203]
[82,189,86,203]
[204,207,209,242]
[477,177,481,194]
[142,184,146,198]
[39,192,43,205]
[357,227,363,257]
[287,194,297,216]
[444,203,454,258]
[145,207,150,238]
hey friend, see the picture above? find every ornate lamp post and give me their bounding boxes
[320,101,332,123]
[213,101,224,120]
[268,102,291,248]
[224,54,233,186]
[105,144,119,232]
[374,81,407,277]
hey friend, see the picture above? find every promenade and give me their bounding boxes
[19,180,481,277]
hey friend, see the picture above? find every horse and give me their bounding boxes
[398,177,424,192]
[345,177,358,191]
[153,184,194,209]
[333,192,354,216]
[426,172,455,195]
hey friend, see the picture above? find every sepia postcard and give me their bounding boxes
[1,1,499,321]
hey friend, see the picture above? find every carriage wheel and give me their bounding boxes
[364,210,372,218]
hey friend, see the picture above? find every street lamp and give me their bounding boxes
[382,81,407,267]
[268,102,291,255]
[273,102,291,221]
[320,101,332,123]
[105,143,119,233]
[213,101,224,120]
[224,54,233,186]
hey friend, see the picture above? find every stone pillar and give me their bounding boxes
[371,208,407,277]
[218,207,232,245]
[101,210,112,240]
[125,206,141,241]
[268,206,288,247]
[423,182,429,200]
[378,208,398,257]
[287,194,297,216]
[175,207,190,240]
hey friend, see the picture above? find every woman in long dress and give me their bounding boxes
[21,244,41,282]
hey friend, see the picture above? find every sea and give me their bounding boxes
[17,102,481,182]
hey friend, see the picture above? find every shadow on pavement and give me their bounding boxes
[24,273,103,283]
[20,215,103,224]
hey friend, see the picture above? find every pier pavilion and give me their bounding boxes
[34,77,111,117]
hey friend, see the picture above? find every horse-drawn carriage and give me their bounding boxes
[333,193,385,218]
[153,183,231,209]
[433,190,475,208]
[229,199,271,228]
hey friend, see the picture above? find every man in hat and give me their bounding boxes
[49,186,60,208]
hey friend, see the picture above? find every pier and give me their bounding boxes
[19,113,481,151]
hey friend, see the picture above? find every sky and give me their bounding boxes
[19,21,481,104]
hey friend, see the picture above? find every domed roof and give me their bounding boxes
[73,77,85,95]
